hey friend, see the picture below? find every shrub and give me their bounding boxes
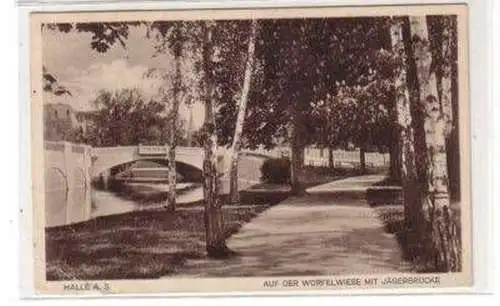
[260,157,291,184]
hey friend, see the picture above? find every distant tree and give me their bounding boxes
[242,17,393,192]
[84,88,179,147]
[311,71,393,173]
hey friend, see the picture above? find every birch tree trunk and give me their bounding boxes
[409,16,459,272]
[201,21,230,257]
[229,20,258,205]
[438,16,460,202]
[166,25,183,211]
[435,16,454,137]
[390,17,422,232]
[447,48,460,201]
[437,15,461,269]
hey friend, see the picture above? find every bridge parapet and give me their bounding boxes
[90,145,229,178]
[45,140,92,153]
[44,141,93,227]
[44,141,93,187]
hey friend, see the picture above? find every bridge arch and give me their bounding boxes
[100,158,203,183]
[90,146,227,180]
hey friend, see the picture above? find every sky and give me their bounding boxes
[42,25,205,130]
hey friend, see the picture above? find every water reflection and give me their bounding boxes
[45,187,91,228]
[45,179,259,228]
[44,155,265,228]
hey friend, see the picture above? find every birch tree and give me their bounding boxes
[165,24,183,211]
[200,21,230,257]
[147,22,189,211]
[409,16,459,272]
[428,15,460,202]
[389,17,421,231]
[228,20,258,205]
[445,16,461,202]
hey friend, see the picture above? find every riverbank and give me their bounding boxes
[46,202,273,280]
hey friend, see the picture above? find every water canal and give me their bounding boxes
[44,154,266,227]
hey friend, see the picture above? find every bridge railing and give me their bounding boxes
[44,140,92,153]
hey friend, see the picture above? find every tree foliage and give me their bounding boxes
[238,18,393,151]
[84,88,185,147]
[311,69,394,152]
[42,22,142,53]
[43,66,72,96]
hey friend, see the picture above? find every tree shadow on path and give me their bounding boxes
[174,195,410,277]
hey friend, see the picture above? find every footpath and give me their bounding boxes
[175,174,409,277]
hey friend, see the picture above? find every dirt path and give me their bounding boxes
[171,175,410,277]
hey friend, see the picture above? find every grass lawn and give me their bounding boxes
[302,165,389,188]
[251,165,388,192]
[46,204,271,280]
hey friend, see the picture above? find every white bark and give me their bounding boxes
[390,17,420,230]
[201,21,229,257]
[436,16,454,137]
[166,25,183,211]
[229,20,258,204]
[410,16,450,210]
[410,16,459,272]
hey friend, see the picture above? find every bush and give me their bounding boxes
[260,157,291,184]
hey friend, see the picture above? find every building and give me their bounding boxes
[43,100,93,143]
[44,103,78,142]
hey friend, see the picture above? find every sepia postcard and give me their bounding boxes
[28,4,472,296]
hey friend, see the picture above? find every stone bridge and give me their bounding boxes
[44,142,232,227]
[90,145,231,179]
[44,141,388,228]
[45,142,234,194]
